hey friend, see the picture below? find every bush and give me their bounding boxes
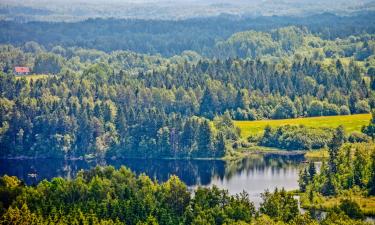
[340,106,351,115]
[260,125,333,150]
[338,199,365,220]
[348,132,371,143]
[308,101,324,117]
[323,102,340,116]
[355,100,370,114]
[272,98,297,119]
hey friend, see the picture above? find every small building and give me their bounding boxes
[14,67,30,75]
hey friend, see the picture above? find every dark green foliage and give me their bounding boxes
[0,20,373,159]
[299,142,375,204]
[362,110,375,140]
[368,152,375,196]
[339,199,365,220]
[1,12,375,57]
[321,174,337,196]
[299,168,310,192]
[33,53,63,74]
[260,125,333,150]
[259,188,299,223]
[299,162,316,192]
[328,126,345,173]
[272,98,297,119]
[0,176,24,213]
[348,132,371,143]
[0,167,258,225]
[308,162,316,180]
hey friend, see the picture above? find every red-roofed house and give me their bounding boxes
[14,67,30,75]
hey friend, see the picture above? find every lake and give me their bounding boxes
[0,153,305,206]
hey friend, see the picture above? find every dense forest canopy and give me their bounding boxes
[0,16,375,158]
[0,25,374,158]
[1,12,375,56]
[1,3,375,225]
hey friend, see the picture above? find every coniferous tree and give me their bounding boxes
[368,152,375,196]
[308,162,316,182]
[328,126,345,173]
[197,120,213,156]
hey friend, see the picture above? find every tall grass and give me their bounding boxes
[234,114,371,138]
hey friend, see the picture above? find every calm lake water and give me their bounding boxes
[0,153,304,206]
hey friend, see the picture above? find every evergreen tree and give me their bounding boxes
[298,168,309,192]
[328,126,345,173]
[199,88,216,118]
[181,119,195,150]
[215,132,226,157]
[368,152,375,195]
[197,120,213,156]
[353,149,366,187]
[308,162,316,181]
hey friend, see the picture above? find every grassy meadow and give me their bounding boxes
[234,114,371,138]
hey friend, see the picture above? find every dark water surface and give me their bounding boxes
[0,154,304,206]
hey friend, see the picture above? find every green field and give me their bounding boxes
[234,114,371,138]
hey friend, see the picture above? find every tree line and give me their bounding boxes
[0,166,370,225]
[0,12,374,57]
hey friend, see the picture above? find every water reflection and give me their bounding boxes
[0,154,304,204]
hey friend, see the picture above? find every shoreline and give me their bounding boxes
[1,148,308,161]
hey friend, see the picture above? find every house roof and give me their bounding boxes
[14,67,30,73]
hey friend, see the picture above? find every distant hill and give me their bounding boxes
[0,12,374,56]
[0,0,374,21]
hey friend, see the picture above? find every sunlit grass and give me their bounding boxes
[304,149,329,159]
[234,114,371,138]
[15,74,50,81]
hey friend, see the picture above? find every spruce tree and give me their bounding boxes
[328,125,345,173]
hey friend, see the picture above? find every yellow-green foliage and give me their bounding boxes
[304,149,329,159]
[234,114,371,138]
[300,194,375,216]
[15,74,50,81]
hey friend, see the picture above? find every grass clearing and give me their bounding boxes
[15,74,50,81]
[234,114,371,138]
[304,149,329,159]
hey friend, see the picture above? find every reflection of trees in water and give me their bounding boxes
[0,159,92,185]
[106,159,226,186]
[0,154,304,186]
[223,154,305,181]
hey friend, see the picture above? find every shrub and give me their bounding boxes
[338,199,365,220]
[340,106,351,115]
[355,100,370,114]
[348,132,371,143]
[259,125,333,150]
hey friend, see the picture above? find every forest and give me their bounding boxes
[1,8,375,225]
[0,166,373,225]
[0,20,375,158]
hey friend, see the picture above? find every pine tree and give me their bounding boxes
[368,152,375,195]
[181,119,194,149]
[298,168,309,192]
[197,120,213,156]
[308,162,316,182]
[215,132,226,157]
[199,88,216,118]
[353,149,365,187]
[328,125,345,173]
